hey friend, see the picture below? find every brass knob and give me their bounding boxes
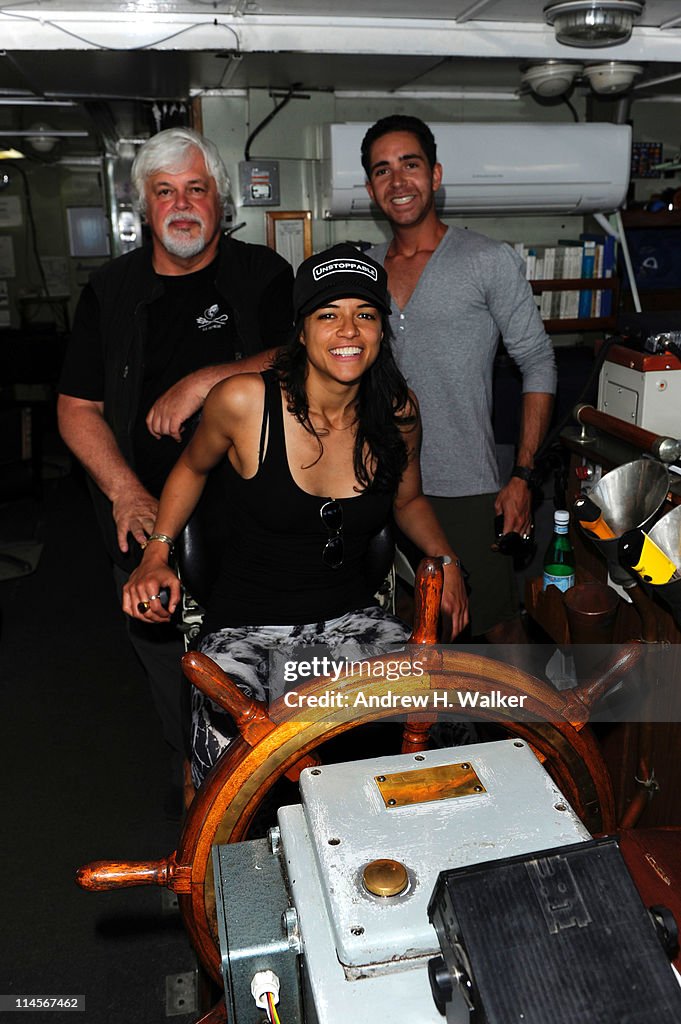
[362,859,408,897]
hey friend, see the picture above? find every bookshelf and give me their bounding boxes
[517,236,619,334]
[620,209,681,229]
[530,277,619,333]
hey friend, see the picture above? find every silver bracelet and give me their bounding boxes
[145,532,175,553]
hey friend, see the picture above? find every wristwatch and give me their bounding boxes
[511,464,540,488]
[441,555,463,569]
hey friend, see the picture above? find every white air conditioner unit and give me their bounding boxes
[321,122,631,218]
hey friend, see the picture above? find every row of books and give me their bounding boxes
[513,235,617,281]
[515,244,580,280]
[533,288,611,320]
[514,234,618,321]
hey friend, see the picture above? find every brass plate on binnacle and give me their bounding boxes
[374,762,486,808]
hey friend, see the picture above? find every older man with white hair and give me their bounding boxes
[58,127,293,813]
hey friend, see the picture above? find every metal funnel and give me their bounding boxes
[589,459,670,538]
[582,460,670,582]
[648,505,681,571]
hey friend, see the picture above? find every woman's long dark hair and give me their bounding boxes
[271,314,415,493]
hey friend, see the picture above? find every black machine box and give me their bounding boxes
[428,836,681,1024]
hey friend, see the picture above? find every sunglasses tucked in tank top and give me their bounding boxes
[201,369,393,633]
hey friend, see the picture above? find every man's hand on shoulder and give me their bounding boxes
[146,349,279,442]
[146,366,221,442]
[111,483,158,553]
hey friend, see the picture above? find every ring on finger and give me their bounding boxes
[137,600,151,614]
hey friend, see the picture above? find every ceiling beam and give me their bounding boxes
[0,13,678,64]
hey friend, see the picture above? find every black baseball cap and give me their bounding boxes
[293,243,391,320]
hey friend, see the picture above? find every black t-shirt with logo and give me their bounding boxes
[134,262,238,495]
[60,259,238,496]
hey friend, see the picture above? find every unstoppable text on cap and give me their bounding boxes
[312,258,378,282]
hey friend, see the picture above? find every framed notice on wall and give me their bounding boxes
[266,210,312,272]
[67,207,110,258]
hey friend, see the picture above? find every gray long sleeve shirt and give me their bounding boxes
[369,227,556,497]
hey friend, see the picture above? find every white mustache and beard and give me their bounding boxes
[161,212,208,258]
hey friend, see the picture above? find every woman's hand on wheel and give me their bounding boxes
[122,560,182,622]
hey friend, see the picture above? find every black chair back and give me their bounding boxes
[174,468,231,610]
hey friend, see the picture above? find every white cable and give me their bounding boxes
[0,9,241,52]
[251,970,280,1015]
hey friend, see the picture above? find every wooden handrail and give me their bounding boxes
[574,404,681,462]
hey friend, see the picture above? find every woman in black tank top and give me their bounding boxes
[123,244,468,786]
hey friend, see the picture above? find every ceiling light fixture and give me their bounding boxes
[26,123,60,153]
[0,127,88,159]
[521,61,583,97]
[583,61,643,92]
[544,1,645,48]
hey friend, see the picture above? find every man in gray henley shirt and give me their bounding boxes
[362,115,557,642]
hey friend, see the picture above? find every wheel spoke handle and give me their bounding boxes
[182,651,273,744]
[76,853,191,892]
[183,650,319,779]
[401,716,436,753]
[563,644,645,726]
[410,558,443,645]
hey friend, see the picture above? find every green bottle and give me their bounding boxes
[543,510,575,593]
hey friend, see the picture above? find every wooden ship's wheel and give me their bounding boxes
[77,560,640,997]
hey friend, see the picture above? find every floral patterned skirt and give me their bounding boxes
[192,606,411,787]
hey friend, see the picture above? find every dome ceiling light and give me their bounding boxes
[583,61,644,92]
[521,61,584,97]
[26,123,59,153]
[522,59,644,98]
[544,1,645,48]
